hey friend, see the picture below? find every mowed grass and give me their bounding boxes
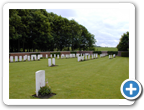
[95,47,118,51]
[9,56,128,99]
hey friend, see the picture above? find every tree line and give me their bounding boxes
[9,9,96,52]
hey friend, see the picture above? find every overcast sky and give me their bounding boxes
[46,9,129,47]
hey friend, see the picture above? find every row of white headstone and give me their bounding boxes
[100,53,108,57]
[9,54,43,62]
[77,54,98,62]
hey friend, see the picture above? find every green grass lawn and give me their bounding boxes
[9,56,128,99]
[95,47,118,51]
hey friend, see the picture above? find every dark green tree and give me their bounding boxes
[117,31,129,51]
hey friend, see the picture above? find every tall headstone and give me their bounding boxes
[48,59,51,66]
[46,54,48,58]
[85,55,87,60]
[57,55,59,59]
[35,70,45,96]
[88,55,90,59]
[28,56,30,61]
[10,56,13,62]
[96,54,98,58]
[15,56,18,62]
[52,58,55,65]
[31,55,33,61]
[54,54,56,58]
[19,56,22,61]
[50,54,52,58]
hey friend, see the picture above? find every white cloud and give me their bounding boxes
[46,8,129,47]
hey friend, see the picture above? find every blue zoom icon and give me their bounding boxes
[121,79,142,100]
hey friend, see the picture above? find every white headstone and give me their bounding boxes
[92,55,93,59]
[52,58,55,65]
[10,56,13,62]
[85,55,87,60]
[35,70,45,96]
[31,55,33,61]
[50,54,52,58]
[96,54,98,58]
[15,56,18,62]
[46,54,48,58]
[23,56,26,61]
[109,55,111,59]
[19,56,22,61]
[88,55,90,59]
[54,54,56,58]
[57,55,59,59]
[28,56,30,61]
[48,59,51,66]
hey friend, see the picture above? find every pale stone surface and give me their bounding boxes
[10,56,13,62]
[52,58,55,65]
[50,54,52,58]
[28,56,30,61]
[109,55,110,59]
[46,54,48,58]
[57,55,59,59]
[35,70,45,96]
[92,55,93,59]
[31,55,33,61]
[54,54,56,58]
[48,59,51,66]
[85,55,87,60]
[96,54,98,58]
[88,55,90,59]
[15,56,18,62]
[19,56,22,61]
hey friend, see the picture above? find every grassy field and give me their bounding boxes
[94,47,118,51]
[9,56,128,99]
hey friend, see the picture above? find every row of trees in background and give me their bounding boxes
[9,9,96,52]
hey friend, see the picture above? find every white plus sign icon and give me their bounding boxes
[126,83,137,95]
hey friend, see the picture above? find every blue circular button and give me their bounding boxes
[123,81,139,97]
[121,79,142,100]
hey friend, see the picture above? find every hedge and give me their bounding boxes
[107,51,118,55]
[50,52,61,57]
[93,51,102,55]
[70,51,77,55]
[121,52,129,57]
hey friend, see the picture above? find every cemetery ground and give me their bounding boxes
[9,56,128,99]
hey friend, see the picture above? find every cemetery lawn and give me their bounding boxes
[9,56,128,99]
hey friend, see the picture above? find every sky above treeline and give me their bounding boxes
[46,9,129,47]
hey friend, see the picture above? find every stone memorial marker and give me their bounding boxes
[54,54,56,58]
[35,70,45,96]
[96,54,98,58]
[15,56,18,62]
[23,56,26,61]
[10,56,13,62]
[92,55,93,59]
[109,55,110,59]
[88,55,90,59]
[57,55,59,59]
[46,54,48,58]
[31,55,33,61]
[85,55,87,60]
[28,56,30,61]
[50,54,52,58]
[19,56,22,61]
[52,58,55,65]
[48,59,51,66]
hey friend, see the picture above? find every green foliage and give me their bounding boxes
[9,9,96,52]
[107,51,118,55]
[38,85,52,96]
[50,52,61,57]
[117,32,129,51]
[93,51,102,55]
[70,51,77,55]
[30,53,40,56]
[121,52,129,57]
